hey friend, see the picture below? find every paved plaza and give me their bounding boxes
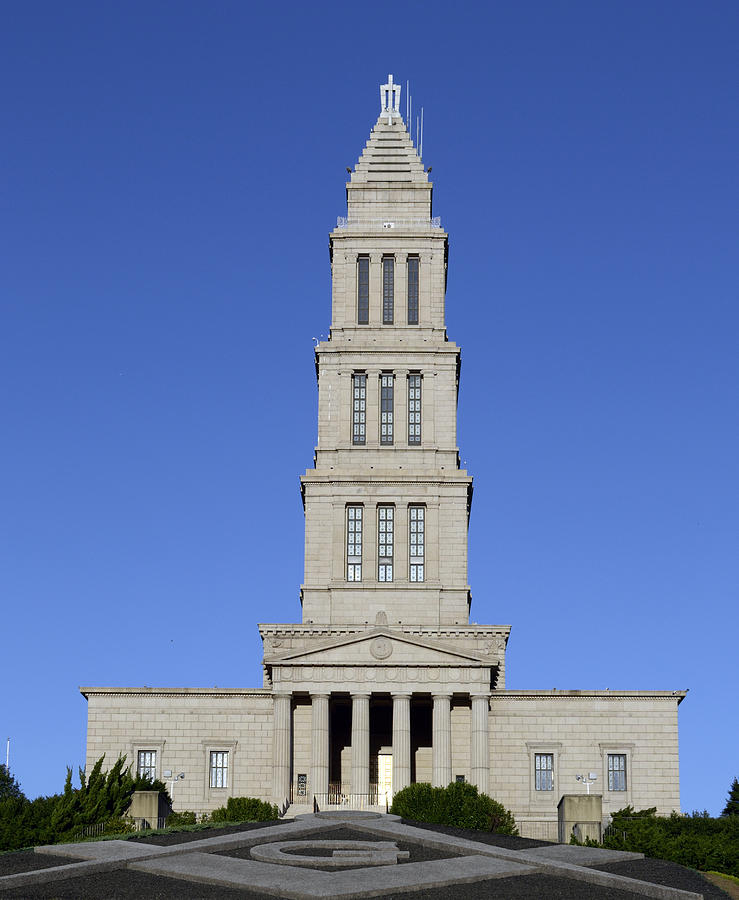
[0,812,710,899]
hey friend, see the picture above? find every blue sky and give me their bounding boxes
[2,1,737,816]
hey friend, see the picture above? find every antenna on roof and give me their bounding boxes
[420,107,424,159]
[406,80,409,126]
[416,115,419,153]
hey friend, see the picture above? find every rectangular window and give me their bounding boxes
[407,256,419,324]
[408,374,421,444]
[210,751,228,788]
[535,753,554,791]
[347,506,363,582]
[137,750,156,780]
[357,256,369,324]
[378,506,394,582]
[380,374,394,444]
[409,506,425,582]
[352,373,366,445]
[608,754,627,791]
[382,256,394,324]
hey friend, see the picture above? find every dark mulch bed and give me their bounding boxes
[596,857,731,899]
[0,869,265,898]
[399,818,552,850]
[216,825,464,870]
[0,851,73,876]
[127,818,290,846]
[397,873,657,899]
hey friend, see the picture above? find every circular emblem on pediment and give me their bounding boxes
[370,637,393,660]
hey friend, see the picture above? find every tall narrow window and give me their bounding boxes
[352,373,366,444]
[210,751,228,788]
[608,754,627,791]
[382,256,394,324]
[137,750,156,780]
[378,506,394,582]
[408,374,421,444]
[347,506,363,582]
[357,256,369,324]
[535,753,554,791]
[380,374,394,444]
[409,506,425,582]
[407,255,419,324]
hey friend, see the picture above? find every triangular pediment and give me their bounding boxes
[266,628,489,667]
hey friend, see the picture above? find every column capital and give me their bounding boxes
[310,692,331,701]
[470,692,490,702]
[351,692,372,700]
[432,691,453,701]
[273,691,293,700]
[391,692,412,701]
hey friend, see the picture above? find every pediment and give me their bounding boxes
[266,628,489,667]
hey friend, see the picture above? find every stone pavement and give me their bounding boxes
[0,811,705,899]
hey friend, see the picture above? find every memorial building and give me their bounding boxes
[82,76,685,834]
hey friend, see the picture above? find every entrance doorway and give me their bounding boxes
[377,753,392,802]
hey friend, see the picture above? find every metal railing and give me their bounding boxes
[74,816,169,840]
[313,789,389,812]
[335,217,442,230]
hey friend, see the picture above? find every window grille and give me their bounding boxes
[378,506,394,582]
[380,374,394,444]
[535,753,554,791]
[352,373,366,444]
[409,506,425,582]
[137,750,156,780]
[608,754,627,791]
[382,257,394,324]
[408,374,421,444]
[210,751,228,788]
[357,256,369,324]
[347,506,363,582]
[407,256,419,324]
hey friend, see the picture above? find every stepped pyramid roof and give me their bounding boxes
[349,117,428,184]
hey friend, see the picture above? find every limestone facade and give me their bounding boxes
[82,76,685,829]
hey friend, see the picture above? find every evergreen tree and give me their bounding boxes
[0,764,24,801]
[722,776,739,817]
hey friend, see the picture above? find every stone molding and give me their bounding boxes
[490,691,686,702]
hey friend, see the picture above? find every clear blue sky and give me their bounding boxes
[2,1,737,816]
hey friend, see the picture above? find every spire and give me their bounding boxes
[344,76,434,225]
[349,75,427,187]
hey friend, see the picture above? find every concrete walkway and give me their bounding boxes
[0,812,705,899]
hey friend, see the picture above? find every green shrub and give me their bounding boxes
[210,797,279,823]
[592,807,739,878]
[102,816,135,835]
[166,810,197,827]
[390,782,518,835]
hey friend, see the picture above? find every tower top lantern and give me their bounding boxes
[380,74,401,124]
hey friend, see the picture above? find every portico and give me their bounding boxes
[263,626,498,806]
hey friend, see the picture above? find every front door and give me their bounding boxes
[377,753,392,803]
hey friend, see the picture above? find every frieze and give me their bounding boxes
[274,664,488,685]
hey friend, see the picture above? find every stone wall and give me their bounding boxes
[83,688,274,813]
[489,691,682,822]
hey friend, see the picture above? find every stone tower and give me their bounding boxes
[82,76,685,828]
[260,75,509,807]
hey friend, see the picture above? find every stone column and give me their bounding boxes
[392,693,412,795]
[351,693,371,796]
[470,693,490,795]
[310,693,330,800]
[272,691,292,804]
[432,693,452,787]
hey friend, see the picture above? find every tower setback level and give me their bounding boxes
[81,77,686,834]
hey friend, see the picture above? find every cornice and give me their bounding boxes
[80,687,271,699]
[490,690,687,703]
